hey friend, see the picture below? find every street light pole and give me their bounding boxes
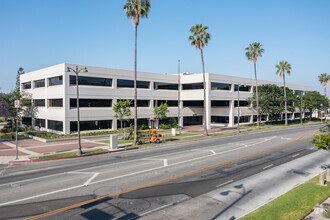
[300,95,303,126]
[177,59,181,134]
[67,65,88,156]
[237,83,240,134]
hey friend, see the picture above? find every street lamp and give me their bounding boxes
[67,65,88,156]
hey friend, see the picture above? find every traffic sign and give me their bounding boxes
[14,100,20,108]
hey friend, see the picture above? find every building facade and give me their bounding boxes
[20,63,312,134]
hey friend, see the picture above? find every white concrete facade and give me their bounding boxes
[20,63,313,134]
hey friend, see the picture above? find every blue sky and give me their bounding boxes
[0,0,329,94]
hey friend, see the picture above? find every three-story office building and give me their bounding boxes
[20,63,312,134]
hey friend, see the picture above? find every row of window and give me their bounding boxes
[22,75,253,92]
[34,98,251,108]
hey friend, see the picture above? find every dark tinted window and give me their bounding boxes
[117,118,148,129]
[35,118,45,128]
[34,79,45,88]
[70,76,112,87]
[49,76,63,86]
[70,120,112,132]
[155,100,178,107]
[253,115,267,122]
[295,90,303,94]
[234,84,251,92]
[48,120,63,131]
[22,117,32,126]
[117,99,149,107]
[183,101,204,107]
[211,82,231,91]
[211,116,229,123]
[183,116,203,126]
[154,82,178,90]
[234,101,249,107]
[117,79,150,89]
[211,101,229,107]
[22,82,31,89]
[70,99,112,108]
[234,116,250,123]
[49,99,63,107]
[182,83,203,90]
[34,99,45,107]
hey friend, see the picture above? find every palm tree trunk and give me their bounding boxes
[283,73,288,126]
[133,24,138,146]
[254,62,260,129]
[200,48,208,136]
[324,86,327,121]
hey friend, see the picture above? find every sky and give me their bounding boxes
[0,0,329,94]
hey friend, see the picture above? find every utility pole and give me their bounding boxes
[14,100,20,160]
[237,83,240,134]
[178,59,181,134]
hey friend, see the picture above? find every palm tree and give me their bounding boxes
[318,73,329,97]
[123,0,150,146]
[245,42,264,129]
[189,24,211,136]
[275,61,292,126]
[318,73,330,120]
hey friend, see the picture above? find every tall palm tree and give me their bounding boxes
[189,24,211,136]
[318,73,330,120]
[318,73,329,97]
[123,0,150,146]
[245,42,264,129]
[275,61,292,126]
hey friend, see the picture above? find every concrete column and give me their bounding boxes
[250,115,254,123]
[179,100,184,127]
[63,119,70,134]
[228,100,235,127]
[112,99,117,130]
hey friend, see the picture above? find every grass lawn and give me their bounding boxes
[30,148,107,160]
[241,172,330,220]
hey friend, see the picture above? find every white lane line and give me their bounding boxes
[0,164,13,176]
[84,173,100,186]
[216,180,233,188]
[309,147,314,150]
[0,185,82,207]
[262,164,274,170]
[292,154,300,158]
[67,171,98,175]
[163,159,168,167]
[210,150,216,155]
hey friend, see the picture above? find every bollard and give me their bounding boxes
[327,169,330,182]
[109,135,118,150]
[319,172,326,186]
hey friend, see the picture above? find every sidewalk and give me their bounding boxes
[142,150,330,220]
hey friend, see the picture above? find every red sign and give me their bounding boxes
[14,100,20,108]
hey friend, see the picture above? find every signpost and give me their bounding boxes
[14,100,20,160]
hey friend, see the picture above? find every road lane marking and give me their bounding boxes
[84,173,99,186]
[163,159,168,167]
[216,180,233,188]
[292,154,300,158]
[210,150,216,155]
[262,164,274,170]
[0,185,82,207]
[26,130,314,220]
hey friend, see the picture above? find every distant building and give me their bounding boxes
[20,63,312,134]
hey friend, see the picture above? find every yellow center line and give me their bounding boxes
[26,130,314,220]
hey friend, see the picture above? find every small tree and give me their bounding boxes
[303,91,328,119]
[0,93,9,117]
[311,124,330,153]
[153,102,169,120]
[113,99,132,130]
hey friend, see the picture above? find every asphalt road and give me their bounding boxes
[0,124,323,219]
